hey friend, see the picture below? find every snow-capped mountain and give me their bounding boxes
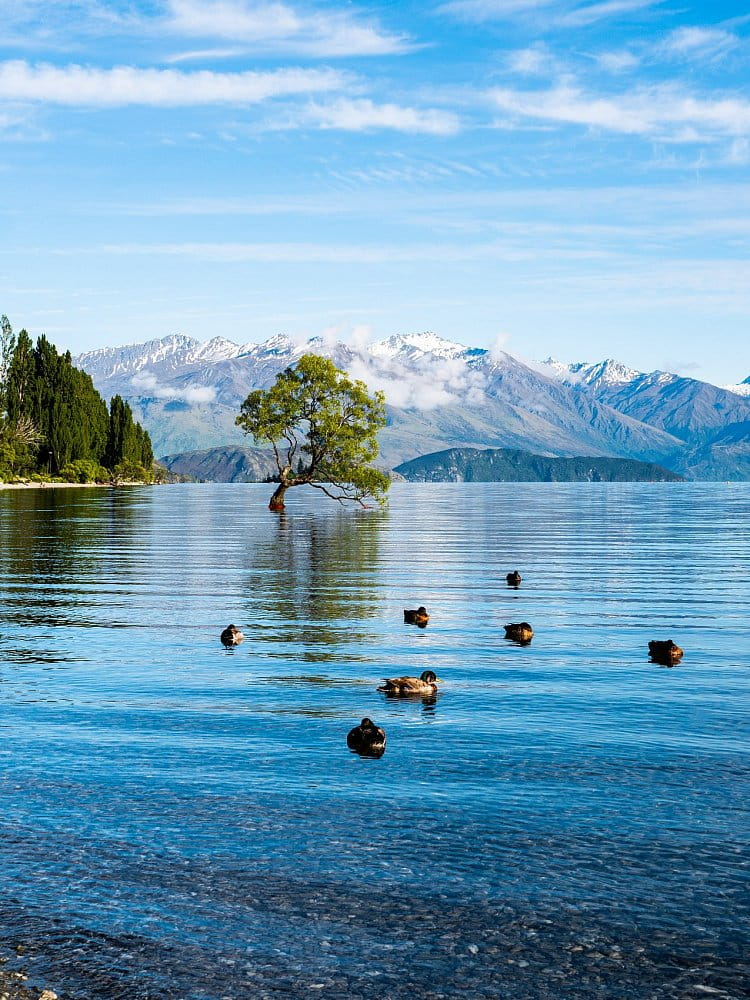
[538,357,642,389]
[369,331,485,364]
[723,376,750,397]
[76,334,242,387]
[73,332,750,479]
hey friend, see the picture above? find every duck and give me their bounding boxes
[506,570,522,586]
[378,670,439,697]
[404,606,430,626]
[347,718,387,758]
[504,622,533,643]
[220,624,244,647]
[648,639,684,665]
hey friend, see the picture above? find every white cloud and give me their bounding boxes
[440,0,663,24]
[507,45,552,75]
[659,26,738,60]
[346,351,489,410]
[0,0,410,58]
[131,371,217,404]
[301,98,460,135]
[0,60,344,106]
[439,0,555,20]
[594,50,640,72]
[488,80,750,140]
[558,0,664,28]
[165,0,411,57]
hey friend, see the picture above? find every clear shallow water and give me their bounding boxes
[0,482,748,999]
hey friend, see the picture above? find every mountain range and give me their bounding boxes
[73,332,750,480]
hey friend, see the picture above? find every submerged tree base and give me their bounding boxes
[269,484,287,511]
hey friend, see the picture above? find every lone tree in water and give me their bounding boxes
[236,354,390,511]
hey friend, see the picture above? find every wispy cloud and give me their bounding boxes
[164,0,411,57]
[131,371,217,404]
[439,0,554,20]
[440,0,664,26]
[658,26,739,61]
[593,50,640,72]
[299,98,460,135]
[1,0,412,58]
[0,60,345,106]
[489,80,750,140]
[558,0,664,29]
[506,44,553,75]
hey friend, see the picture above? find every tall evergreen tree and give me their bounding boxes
[0,314,15,417]
[1,322,153,480]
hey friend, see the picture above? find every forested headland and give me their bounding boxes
[0,315,154,484]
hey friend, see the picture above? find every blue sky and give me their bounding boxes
[1,0,749,383]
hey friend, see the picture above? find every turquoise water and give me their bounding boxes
[0,483,748,999]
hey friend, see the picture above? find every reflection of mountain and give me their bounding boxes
[395,448,683,483]
[74,332,750,479]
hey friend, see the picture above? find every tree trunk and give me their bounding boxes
[269,482,288,511]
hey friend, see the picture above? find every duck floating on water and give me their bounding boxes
[506,570,522,587]
[504,622,533,643]
[404,606,430,626]
[648,639,683,665]
[378,670,439,697]
[220,624,244,647]
[347,717,387,758]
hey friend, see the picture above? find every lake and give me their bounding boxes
[0,483,748,999]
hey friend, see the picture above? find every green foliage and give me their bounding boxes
[0,316,154,482]
[236,353,390,507]
[0,314,15,417]
[0,414,42,479]
[58,459,109,483]
[112,459,152,484]
[106,395,153,471]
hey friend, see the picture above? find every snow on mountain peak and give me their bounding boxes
[534,356,641,388]
[723,377,750,397]
[585,358,642,387]
[254,333,296,356]
[368,331,472,361]
[189,337,242,363]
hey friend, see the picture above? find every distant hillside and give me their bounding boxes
[159,446,278,483]
[394,448,683,483]
[75,330,750,478]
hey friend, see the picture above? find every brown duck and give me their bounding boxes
[506,570,522,586]
[404,606,430,626]
[378,670,439,697]
[504,622,533,643]
[648,639,684,665]
[347,718,387,758]
[220,624,244,647]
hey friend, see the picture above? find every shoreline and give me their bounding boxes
[0,956,57,1000]
[0,481,150,491]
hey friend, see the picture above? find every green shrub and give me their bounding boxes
[59,459,109,483]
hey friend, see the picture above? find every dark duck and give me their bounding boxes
[347,718,387,758]
[220,624,244,647]
[504,622,533,643]
[648,639,684,665]
[404,606,430,626]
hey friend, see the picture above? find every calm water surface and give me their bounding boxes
[0,483,748,999]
